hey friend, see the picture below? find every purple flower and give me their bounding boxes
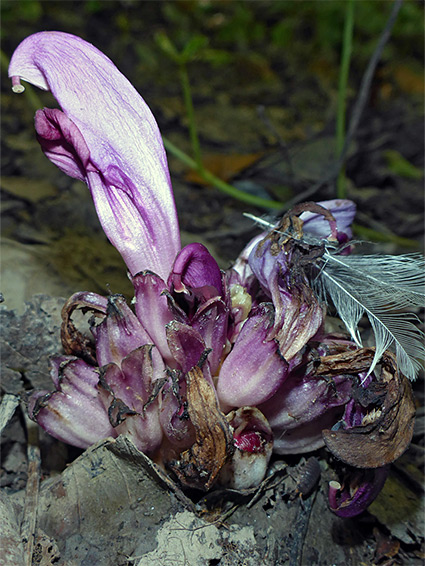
[328,466,390,518]
[10,32,412,502]
[9,31,180,280]
[29,357,116,449]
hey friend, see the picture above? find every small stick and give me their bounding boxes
[288,491,316,566]
[20,412,41,566]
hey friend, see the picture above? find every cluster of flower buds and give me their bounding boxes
[9,32,415,516]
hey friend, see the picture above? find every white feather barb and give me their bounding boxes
[316,251,425,381]
[243,212,424,380]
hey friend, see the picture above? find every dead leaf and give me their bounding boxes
[369,472,425,545]
[0,295,65,394]
[373,527,401,563]
[184,152,264,185]
[13,437,193,565]
[0,491,25,566]
[32,529,61,566]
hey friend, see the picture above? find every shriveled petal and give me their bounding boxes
[29,358,115,449]
[319,349,415,469]
[273,288,324,360]
[217,304,288,409]
[328,466,389,518]
[168,243,223,299]
[300,199,356,241]
[61,291,108,365]
[248,236,324,360]
[92,294,151,367]
[9,31,180,278]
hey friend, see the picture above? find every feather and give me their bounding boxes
[315,251,425,381]
[243,212,424,379]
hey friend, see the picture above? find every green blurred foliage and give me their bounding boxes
[384,149,424,180]
[2,0,423,68]
[2,0,423,139]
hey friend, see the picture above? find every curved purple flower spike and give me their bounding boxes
[9,31,180,280]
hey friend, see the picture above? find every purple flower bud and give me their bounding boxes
[219,407,273,489]
[98,345,164,454]
[217,304,288,409]
[166,321,209,376]
[191,296,229,376]
[9,31,180,279]
[328,466,389,517]
[158,380,196,451]
[260,362,352,454]
[132,272,178,367]
[168,243,223,301]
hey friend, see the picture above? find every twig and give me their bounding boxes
[288,492,316,566]
[163,136,283,209]
[20,412,41,566]
[284,0,404,209]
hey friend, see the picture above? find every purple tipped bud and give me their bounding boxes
[219,407,273,490]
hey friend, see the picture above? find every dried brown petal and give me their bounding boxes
[60,292,107,365]
[169,366,234,490]
[373,527,401,563]
[321,349,415,468]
